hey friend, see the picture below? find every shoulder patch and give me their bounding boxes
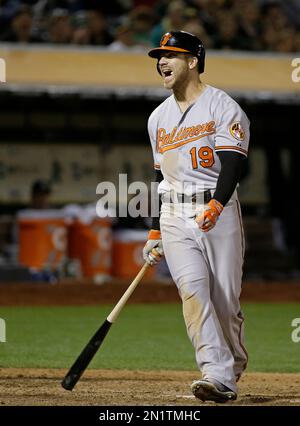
[229,122,245,141]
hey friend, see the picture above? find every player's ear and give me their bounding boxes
[188,56,198,71]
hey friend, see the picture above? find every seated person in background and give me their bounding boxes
[71,11,91,45]
[108,23,145,52]
[0,4,41,43]
[30,179,52,210]
[47,8,72,44]
[87,9,113,46]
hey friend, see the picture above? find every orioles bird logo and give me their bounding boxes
[229,122,245,141]
[161,33,172,46]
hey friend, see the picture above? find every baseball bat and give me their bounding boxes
[61,262,150,391]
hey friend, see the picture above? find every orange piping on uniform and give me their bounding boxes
[215,146,248,155]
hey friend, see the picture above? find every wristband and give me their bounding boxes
[148,229,161,240]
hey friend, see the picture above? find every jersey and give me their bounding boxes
[148,85,250,196]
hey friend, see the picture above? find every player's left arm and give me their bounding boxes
[195,152,245,231]
[196,97,250,232]
[213,151,245,206]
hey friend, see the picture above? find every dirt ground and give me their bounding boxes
[0,279,300,306]
[0,368,299,406]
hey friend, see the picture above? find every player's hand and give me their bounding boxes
[143,230,164,265]
[195,199,223,232]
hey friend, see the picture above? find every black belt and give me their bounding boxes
[161,190,212,204]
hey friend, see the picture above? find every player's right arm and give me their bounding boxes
[143,110,164,265]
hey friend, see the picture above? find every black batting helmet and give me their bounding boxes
[148,31,205,74]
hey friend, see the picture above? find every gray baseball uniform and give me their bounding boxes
[148,84,249,392]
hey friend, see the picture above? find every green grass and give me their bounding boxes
[0,303,299,372]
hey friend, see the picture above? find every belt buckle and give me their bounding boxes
[177,193,185,203]
[205,190,212,203]
[191,193,203,204]
[191,191,211,204]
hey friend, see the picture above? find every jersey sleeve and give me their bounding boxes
[214,95,250,158]
[148,110,161,170]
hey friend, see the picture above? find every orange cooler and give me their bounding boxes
[18,210,67,270]
[112,229,155,279]
[68,218,112,280]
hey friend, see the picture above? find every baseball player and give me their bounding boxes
[143,31,249,403]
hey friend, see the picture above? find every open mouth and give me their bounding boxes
[162,69,174,79]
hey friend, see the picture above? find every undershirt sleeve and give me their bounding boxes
[213,151,245,206]
[151,169,163,231]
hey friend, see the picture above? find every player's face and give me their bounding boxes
[158,52,191,89]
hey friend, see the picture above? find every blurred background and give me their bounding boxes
[0,0,299,284]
